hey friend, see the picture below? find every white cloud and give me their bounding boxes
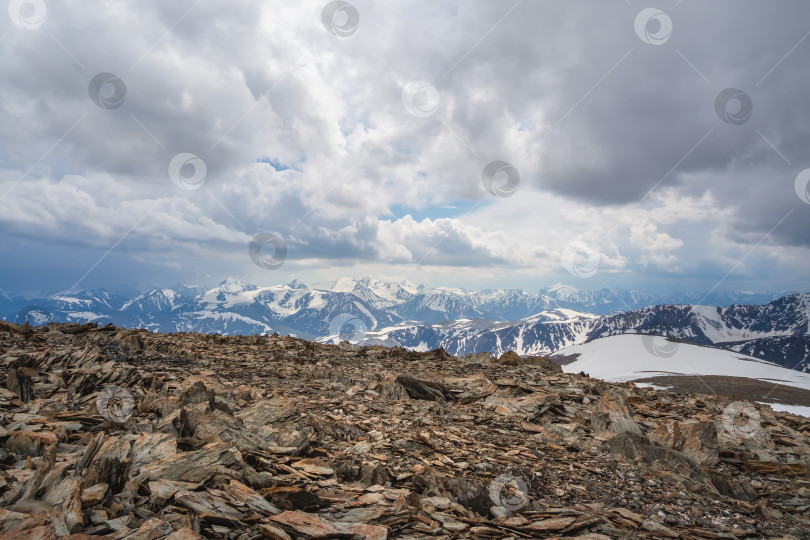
[0,0,809,293]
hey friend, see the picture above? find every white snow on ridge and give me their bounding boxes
[556,334,810,393]
[546,283,580,299]
[690,304,795,342]
[690,305,729,343]
[66,312,105,321]
[329,277,358,293]
[189,310,273,333]
[523,308,599,324]
[307,292,327,309]
[52,296,87,306]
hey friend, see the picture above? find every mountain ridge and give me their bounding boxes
[324,292,810,373]
[1,276,791,329]
[3,277,806,371]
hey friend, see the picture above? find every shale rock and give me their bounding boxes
[0,321,807,538]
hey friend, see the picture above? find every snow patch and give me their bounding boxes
[759,402,810,418]
[558,334,810,392]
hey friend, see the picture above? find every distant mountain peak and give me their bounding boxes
[329,277,359,293]
[213,278,257,293]
[545,283,581,298]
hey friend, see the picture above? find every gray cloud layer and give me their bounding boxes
[0,0,808,294]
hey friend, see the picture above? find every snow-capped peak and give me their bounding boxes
[329,277,359,293]
[213,278,257,294]
[545,283,581,299]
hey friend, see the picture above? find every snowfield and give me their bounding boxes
[555,334,810,393]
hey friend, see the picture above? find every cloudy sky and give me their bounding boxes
[1,0,809,296]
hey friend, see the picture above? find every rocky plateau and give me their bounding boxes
[0,320,809,539]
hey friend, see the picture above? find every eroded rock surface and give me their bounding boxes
[0,321,809,538]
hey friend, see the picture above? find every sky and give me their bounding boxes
[1,0,809,297]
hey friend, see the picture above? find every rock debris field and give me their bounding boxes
[0,321,809,539]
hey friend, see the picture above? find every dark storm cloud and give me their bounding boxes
[0,0,808,293]
[430,1,810,245]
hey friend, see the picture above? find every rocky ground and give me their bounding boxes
[0,321,809,539]
[632,375,810,407]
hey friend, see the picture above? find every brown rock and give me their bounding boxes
[6,367,35,402]
[649,420,719,465]
[612,507,643,524]
[2,322,810,538]
[591,388,642,436]
[495,351,527,365]
[142,441,240,483]
[223,479,280,516]
[175,489,244,524]
[342,522,389,539]
[2,524,59,540]
[292,458,334,476]
[147,479,197,507]
[165,528,206,540]
[259,522,293,540]
[130,433,177,475]
[81,483,108,508]
[492,351,562,372]
[527,516,578,531]
[83,436,132,494]
[42,477,83,533]
[269,510,354,538]
[122,517,173,540]
[395,375,454,402]
[0,508,29,530]
[641,517,679,537]
[4,431,57,457]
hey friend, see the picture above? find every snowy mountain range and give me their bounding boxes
[1,276,806,371]
[319,291,810,374]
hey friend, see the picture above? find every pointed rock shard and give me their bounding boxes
[0,508,29,531]
[612,507,643,524]
[175,489,245,524]
[591,388,642,436]
[649,420,719,465]
[130,432,177,475]
[641,517,679,537]
[395,375,454,402]
[42,477,83,533]
[224,479,281,516]
[179,379,215,408]
[2,524,60,540]
[6,367,34,402]
[83,436,132,494]
[147,478,201,506]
